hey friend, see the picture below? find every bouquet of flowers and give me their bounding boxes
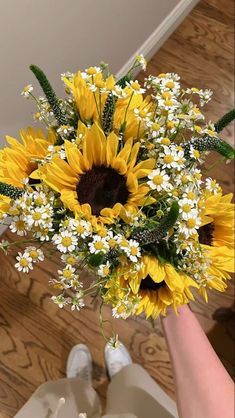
[0,55,234,327]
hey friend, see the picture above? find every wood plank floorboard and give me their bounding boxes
[0,0,234,416]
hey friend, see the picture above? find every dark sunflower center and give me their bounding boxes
[76,165,130,216]
[198,222,214,246]
[140,275,166,291]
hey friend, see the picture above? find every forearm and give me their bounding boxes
[162,305,234,418]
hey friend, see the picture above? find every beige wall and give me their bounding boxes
[0,0,186,145]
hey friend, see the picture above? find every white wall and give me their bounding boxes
[0,0,196,145]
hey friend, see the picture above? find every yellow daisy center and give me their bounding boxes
[152,123,160,131]
[193,150,200,158]
[153,175,164,185]
[182,175,189,184]
[187,219,196,228]
[182,204,191,213]
[29,250,38,259]
[61,237,72,247]
[20,258,29,267]
[187,191,195,200]
[164,155,174,164]
[67,256,77,265]
[103,266,110,275]
[130,247,138,256]
[33,212,42,221]
[165,81,175,89]
[161,137,170,146]
[16,220,25,230]
[94,241,105,251]
[108,238,116,248]
[63,269,73,279]
[76,225,85,234]
[161,92,172,99]
[166,121,174,129]
[35,197,43,205]
[164,100,173,106]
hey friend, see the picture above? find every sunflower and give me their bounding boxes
[198,192,234,301]
[113,95,154,142]
[199,192,234,249]
[0,127,56,188]
[111,254,198,318]
[41,123,155,224]
[63,71,115,122]
[63,71,155,142]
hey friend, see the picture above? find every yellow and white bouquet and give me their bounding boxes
[0,56,234,323]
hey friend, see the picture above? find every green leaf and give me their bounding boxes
[30,64,68,125]
[88,252,105,267]
[116,74,132,88]
[215,108,235,133]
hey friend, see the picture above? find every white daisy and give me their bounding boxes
[179,199,198,220]
[10,216,28,236]
[159,147,179,169]
[126,80,146,94]
[61,253,80,266]
[147,168,171,192]
[88,236,109,254]
[71,219,92,238]
[24,246,44,263]
[98,262,111,277]
[125,239,141,263]
[15,252,33,273]
[53,231,78,253]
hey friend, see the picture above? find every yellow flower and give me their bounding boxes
[116,255,198,318]
[113,95,154,142]
[41,124,155,224]
[198,192,234,301]
[63,71,115,122]
[199,192,234,249]
[0,127,57,188]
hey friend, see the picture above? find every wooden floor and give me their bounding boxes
[0,0,234,416]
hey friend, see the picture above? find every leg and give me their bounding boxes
[14,344,101,418]
[103,343,178,418]
[162,305,234,418]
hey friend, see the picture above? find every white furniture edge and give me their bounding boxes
[116,0,199,79]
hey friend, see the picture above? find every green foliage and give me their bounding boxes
[0,182,24,199]
[131,201,179,245]
[88,252,105,267]
[116,74,132,88]
[183,136,235,159]
[30,64,68,125]
[215,108,235,133]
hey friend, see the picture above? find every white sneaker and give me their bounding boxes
[66,344,92,383]
[104,341,132,379]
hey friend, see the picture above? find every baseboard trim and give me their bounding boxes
[116,0,199,79]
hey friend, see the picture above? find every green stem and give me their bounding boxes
[215,108,235,133]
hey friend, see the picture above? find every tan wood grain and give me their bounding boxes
[0,0,234,416]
